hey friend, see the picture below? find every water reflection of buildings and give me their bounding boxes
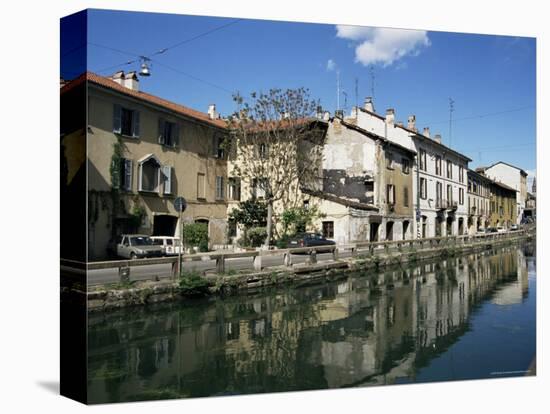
[87,246,531,403]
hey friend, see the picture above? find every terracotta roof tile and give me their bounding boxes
[60,72,227,129]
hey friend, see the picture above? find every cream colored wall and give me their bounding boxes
[87,86,229,258]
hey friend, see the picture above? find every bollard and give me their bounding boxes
[216,255,225,274]
[119,266,130,283]
[253,254,262,271]
[307,250,317,265]
[332,247,339,261]
[284,252,293,267]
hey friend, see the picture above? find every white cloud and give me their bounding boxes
[336,25,430,67]
[326,59,337,71]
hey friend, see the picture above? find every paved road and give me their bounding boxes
[87,250,358,286]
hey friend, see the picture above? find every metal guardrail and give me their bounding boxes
[62,226,535,282]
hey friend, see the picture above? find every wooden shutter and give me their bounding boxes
[138,163,143,192]
[111,158,120,189]
[132,110,140,138]
[158,118,166,145]
[124,159,133,191]
[163,165,172,194]
[113,104,122,133]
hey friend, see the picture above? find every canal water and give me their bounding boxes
[87,242,536,404]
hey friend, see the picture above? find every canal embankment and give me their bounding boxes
[66,228,536,312]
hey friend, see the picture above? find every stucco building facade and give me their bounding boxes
[62,71,230,260]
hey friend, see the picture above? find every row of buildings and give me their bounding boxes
[60,71,531,260]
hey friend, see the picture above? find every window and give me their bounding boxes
[158,118,179,147]
[112,158,133,191]
[322,221,334,239]
[420,178,427,199]
[162,165,172,195]
[113,104,140,138]
[436,181,443,205]
[435,155,442,176]
[386,152,394,169]
[447,184,453,203]
[258,143,269,159]
[468,177,472,192]
[252,178,267,199]
[197,173,206,200]
[419,149,427,171]
[459,166,464,183]
[402,158,410,174]
[446,160,453,179]
[459,188,464,205]
[216,176,225,200]
[403,187,409,207]
[228,177,241,201]
[303,199,310,210]
[138,156,161,192]
[387,184,396,205]
[214,135,225,159]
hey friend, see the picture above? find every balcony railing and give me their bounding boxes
[436,199,457,210]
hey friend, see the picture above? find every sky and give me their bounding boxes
[61,9,537,186]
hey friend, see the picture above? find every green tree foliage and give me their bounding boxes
[228,198,268,229]
[184,223,209,252]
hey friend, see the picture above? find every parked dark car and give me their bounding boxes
[287,232,336,249]
[485,227,498,233]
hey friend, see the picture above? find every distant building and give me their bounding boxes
[467,169,492,233]
[478,162,528,224]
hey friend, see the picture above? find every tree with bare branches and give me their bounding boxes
[227,88,327,247]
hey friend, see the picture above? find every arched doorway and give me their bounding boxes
[386,221,394,241]
[402,220,410,240]
[458,217,464,235]
[446,216,454,236]
[436,216,443,237]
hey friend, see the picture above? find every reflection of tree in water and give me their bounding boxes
[87,244,533,403]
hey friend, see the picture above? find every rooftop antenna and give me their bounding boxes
[370,65,375,100]
[342,90,348,112]
[449,98,455,148]
[336,69,341,110]
[354,77,359,112]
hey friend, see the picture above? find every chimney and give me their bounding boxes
[111,71,125,86]
[385,108,395,125]
[316,105,323,120]
[208,104,218,120]
[323,111,331,121]
[423,127,430,138]
[364,97,375,112]
[335,109,344,119]
[123,71,139,91]
[434,134,442,144]
[407,115,417,131]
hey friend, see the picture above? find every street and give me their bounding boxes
[87,250,354,286]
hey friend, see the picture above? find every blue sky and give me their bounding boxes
[61,9,536,183]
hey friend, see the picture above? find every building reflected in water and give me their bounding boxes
[87,244,534,403]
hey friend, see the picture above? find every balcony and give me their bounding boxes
[436,199,457,211]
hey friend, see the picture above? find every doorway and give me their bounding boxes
[369,222,380,242]
[153,215,178,236]
[386,221,394,241]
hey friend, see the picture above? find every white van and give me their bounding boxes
[150,236,183,256]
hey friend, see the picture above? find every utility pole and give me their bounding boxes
[449,98,455,148]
